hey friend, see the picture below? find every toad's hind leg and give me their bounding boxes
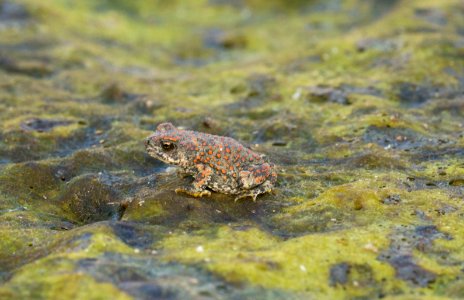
[239,163,276,189]
[175,164,212,198]
[234,180,274,202]
[235,163,276,201]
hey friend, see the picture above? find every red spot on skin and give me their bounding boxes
[208,150,213,155]
[217,161,221,165]
[242,157,246,162]
[232,173,237,178]
[236,162,240,167]
[196,156,200,161]
[202,142,207,146]
[195,147,199,151]
[206,157,210,162]
[229,166,234,171]
[249,157,254,162]
[221,169,226,174]
[224,156,229,160]
[209,163,214,168]
[200,152,205,156]
[217,153,221,158]
[226,148,230,153]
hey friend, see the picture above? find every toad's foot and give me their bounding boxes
[175,187,211,198]
[234,190,261,202]
[234,181,274,202]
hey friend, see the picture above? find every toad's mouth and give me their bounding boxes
[146,148,181,166]
[146,148,163,159]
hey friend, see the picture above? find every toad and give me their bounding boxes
[145,123,276,201]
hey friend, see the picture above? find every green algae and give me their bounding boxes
[160,225,393,298]
[0,224,134,300]
[0,273,132,300]
[1,0,464,299]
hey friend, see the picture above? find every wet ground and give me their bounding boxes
[0,0,463,299]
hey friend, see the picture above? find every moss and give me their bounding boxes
[271,179,399,235]
[121,198,165,222]
[160,225,395,298]
[0,162,64,216]
[0,222,136,298]
[0,225,54,270]
[0,162,60,195]
[1,0,464,298]
[0,271,131,300]
[415,157,464,180]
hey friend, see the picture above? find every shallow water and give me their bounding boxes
[0,0,463,299]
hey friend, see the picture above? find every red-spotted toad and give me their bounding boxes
[145,123,276,201]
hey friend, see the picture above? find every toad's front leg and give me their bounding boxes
[175,164,212,198]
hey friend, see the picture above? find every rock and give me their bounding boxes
[111,221,155,249]
[449,179,464,186]
[329,262,350,286]
[378,225,451,287]
[59,174,124,223]
[381,194,401,205]
[20,118,73,132]
[0,1,29,22]
[305,86,350,105]
[329,262,375,287]
[204,30,247,50]
[356,38,400,52]
[414,8,447,26]
[0,57,53,77]
[388,255,436,286]
[1,0,464,298]
[100,83,142,104]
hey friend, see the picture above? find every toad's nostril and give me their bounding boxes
[145,138,151,147]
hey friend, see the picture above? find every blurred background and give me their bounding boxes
[1,0,464,299]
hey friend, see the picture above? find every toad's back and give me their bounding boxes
[177,130,266,178]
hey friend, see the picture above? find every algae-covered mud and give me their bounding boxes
[1,0,463,299]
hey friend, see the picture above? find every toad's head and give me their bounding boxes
[145,123,184,166]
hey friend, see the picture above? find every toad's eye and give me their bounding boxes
[161,141,176,151]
